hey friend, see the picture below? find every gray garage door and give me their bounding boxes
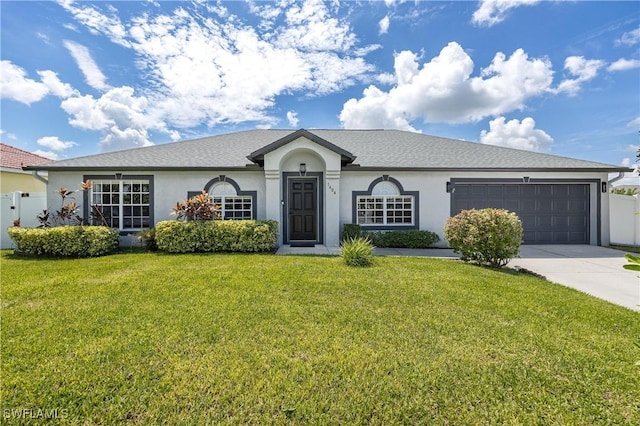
[451,184,590,244]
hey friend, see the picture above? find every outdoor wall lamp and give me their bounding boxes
[299,163,307,176]
[601,182,607,193]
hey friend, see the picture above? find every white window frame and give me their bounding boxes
[356,195,414,226]
[210,182,253,220]
[89,179,151,231]
[353,177,418,228]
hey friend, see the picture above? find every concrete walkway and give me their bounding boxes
[276,244,639,312]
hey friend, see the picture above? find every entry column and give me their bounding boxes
[264,169,282,246]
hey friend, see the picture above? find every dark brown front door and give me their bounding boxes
[289,179,317,242]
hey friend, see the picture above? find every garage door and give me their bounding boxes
[451,184,590,244]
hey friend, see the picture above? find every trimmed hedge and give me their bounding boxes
[155,220,278,253]
[7,226,119,257]
[362,229,441,248]
[342,224,441,249]
[342,224,362,241]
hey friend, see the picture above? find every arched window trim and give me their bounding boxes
[187,175,257,220]
[352,175,419,230]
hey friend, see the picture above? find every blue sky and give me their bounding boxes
[1,0,638,171]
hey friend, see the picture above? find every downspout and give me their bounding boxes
[31,170,48,185]
[607,171,625,187]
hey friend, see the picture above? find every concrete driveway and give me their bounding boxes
[509,245,639,312]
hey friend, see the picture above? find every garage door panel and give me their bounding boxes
[569,199,587,212]
[538,185,553,197]
[503,200,519,211]
[503,185,520,196]
[520,199,535,211]
[537,215,552,227]
[554,200,570,213]
[452,183,589,244]
[538,199,552,213]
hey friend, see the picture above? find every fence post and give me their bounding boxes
[635,194,640,246]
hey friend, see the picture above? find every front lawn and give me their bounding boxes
[1,251,638,424]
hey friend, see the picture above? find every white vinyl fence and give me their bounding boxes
[609,193,640,246]
[1,191,47,249]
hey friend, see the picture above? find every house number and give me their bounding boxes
[327,182,336,195]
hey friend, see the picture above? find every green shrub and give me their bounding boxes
[342,224,361,241]
[155,220,278,253]
[444,208,523,268]
[341,237,375,267]
[7,226,119,257]
[135,228,158,251]
[362,229,440,248]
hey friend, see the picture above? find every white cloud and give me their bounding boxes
[616,28,640,46]
[36,32,54,46]
[54,1,379,151]
[0,129,17,140]
[555,56,604,96]
[63,40,110,90]
[37,136,77,151]
[37,70,78,98]
[480,116,553,152]
[58,0,129,47]
[472,0,540,27]
[1,61,77,105]
[379,15,390,35]
[61,86,172,151]
[32,150,58,160]
[621,157,632,167]
[627,117,640,128]
[340,42,554,129]
[607,58,640,72]
[286,111,299,127]
[125,1,374,129]
[0,61,50,105]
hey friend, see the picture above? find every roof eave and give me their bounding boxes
[342,166,631,173]
[24,165,263,172]
[247,129,356,165]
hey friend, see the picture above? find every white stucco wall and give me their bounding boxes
[46,169,265,226]
[340,170,610,247]
[45,166,611,248]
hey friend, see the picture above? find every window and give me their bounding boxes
[89,179,151,230]
[210,181,253,220]
[354,177,418,228]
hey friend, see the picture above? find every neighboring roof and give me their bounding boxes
[1,143,52,170]
[25,129,629,172]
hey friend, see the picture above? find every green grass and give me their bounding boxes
[1,251,638,425]
[609,244,640,254]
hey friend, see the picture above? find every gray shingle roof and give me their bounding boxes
[26,129,628,172]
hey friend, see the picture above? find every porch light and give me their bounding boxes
[601,182,607,193]
[299,163,307,176]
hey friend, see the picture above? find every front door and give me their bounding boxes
[288,179,317,242]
